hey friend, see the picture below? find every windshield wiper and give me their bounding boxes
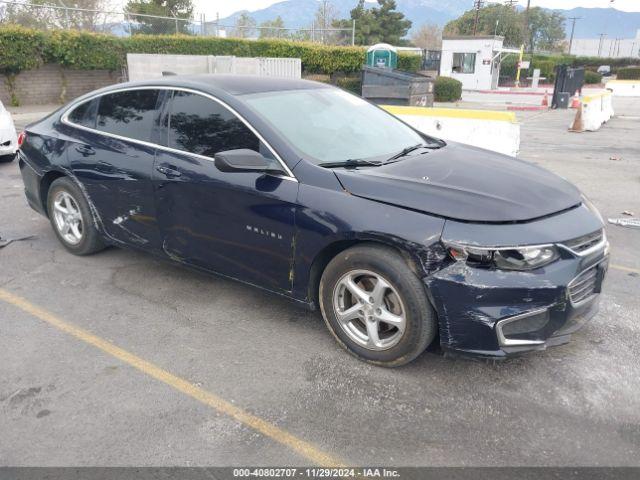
[319,158,382,169]
[384,143,425,163]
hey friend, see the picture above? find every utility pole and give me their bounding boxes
[473,0,483,36]
[524,0,531,51]
[598,33,606,56]
[567,17,580,55]
[504,0,517,7]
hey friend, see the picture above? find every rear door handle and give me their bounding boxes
[75,145,95,156]
[155,164,182,178]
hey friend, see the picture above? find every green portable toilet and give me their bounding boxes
[366,43,398,70]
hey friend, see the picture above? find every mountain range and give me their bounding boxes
[218,0,640,40]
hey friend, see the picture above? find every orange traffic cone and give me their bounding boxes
[570,93,581,109]
[541,90,549,107]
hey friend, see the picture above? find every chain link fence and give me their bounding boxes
[0,1,355,44]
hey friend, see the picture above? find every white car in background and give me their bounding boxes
[0,100,18,163]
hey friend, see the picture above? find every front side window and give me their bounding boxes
[452,53,476,74]
[244,88,427,165]
[168,91,259,157]
[96,89,160,142]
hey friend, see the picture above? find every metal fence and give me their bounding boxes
[0,1,356,45]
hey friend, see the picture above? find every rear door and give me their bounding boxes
[66,88,164,250]
[153,90,299,293]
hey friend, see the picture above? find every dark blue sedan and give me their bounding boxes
[17,75,609,366]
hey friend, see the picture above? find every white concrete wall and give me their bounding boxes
[127,54,301,81]
[383,105,520,157]
[570,30,640,58]
[605,80,640,97]
[440,38,503,90]
[569,91,614,132]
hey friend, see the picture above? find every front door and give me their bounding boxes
[153,90,299,293]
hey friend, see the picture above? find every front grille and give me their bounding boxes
[568,265,599,304]
[563,230,603,254]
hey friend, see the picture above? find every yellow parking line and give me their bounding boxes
[611,264,640,275]
[0,288,344,467]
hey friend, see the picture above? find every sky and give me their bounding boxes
[194,0,640,19]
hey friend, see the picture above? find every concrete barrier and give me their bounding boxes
[382,106,520,157]
[605,80,640,97]
[569,91,614,133]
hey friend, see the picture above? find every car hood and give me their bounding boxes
[334,143,582,222]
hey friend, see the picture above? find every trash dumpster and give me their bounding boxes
[361,66,434,107]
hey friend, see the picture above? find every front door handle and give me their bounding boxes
[155,164,182,178]
[75,145,95,156]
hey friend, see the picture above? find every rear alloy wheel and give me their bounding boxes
[47,177,105,255]
[319,244,437,367]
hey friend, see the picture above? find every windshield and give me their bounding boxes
[243,88,431,165]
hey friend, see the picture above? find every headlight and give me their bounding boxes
[445,243,560,271]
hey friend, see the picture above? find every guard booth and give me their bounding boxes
[440,36,520,90]
[366,43,398,69]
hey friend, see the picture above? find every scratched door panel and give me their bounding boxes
[153,148,298,293]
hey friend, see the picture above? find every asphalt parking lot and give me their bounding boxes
[1,99,639,467]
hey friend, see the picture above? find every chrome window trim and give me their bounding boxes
[60,85,297,182]
[495,307,549,347]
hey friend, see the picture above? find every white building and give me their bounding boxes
[570,30,640,58]
[440,35,520,90]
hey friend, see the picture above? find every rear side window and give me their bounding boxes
[96,89,160,142]
[68,99,97,128]
[168,91,259,157]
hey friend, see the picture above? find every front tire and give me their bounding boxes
[319,244,437,367]
[47,177,105,256]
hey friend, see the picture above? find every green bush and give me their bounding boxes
[434,76,462,102]
[0,26,429,77]
[584,70,602,84]
[397,53,421,73]
[0,25,47,74]
[336,76,362,95]
[616,67,640,80]
[46,30,124,70]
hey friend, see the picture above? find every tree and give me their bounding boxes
[0,0,109,31]
[233,12,256,38]
[443,4,566,53]
[335,0,411,46]
[527,7,565,53]
[444,4,523,47]
[313,0,339,44]
[411,23,442,50]
[125,0,194,35]
[259,16,285,39]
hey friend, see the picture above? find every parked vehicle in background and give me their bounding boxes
[17,75,609,366]
[597,65,612,77]
[0,100,18,163]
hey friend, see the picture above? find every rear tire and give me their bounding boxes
[319,244,437,367]
[47,177,105,256]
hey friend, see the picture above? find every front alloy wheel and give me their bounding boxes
[333,270,406,351]
[320,244,437,367]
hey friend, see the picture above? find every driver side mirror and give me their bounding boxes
[214,149,280,174]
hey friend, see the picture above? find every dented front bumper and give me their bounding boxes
[424,250,609,359]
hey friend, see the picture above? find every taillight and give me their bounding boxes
[17,131,26,148]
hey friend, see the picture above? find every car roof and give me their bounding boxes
[117,74,330,96]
